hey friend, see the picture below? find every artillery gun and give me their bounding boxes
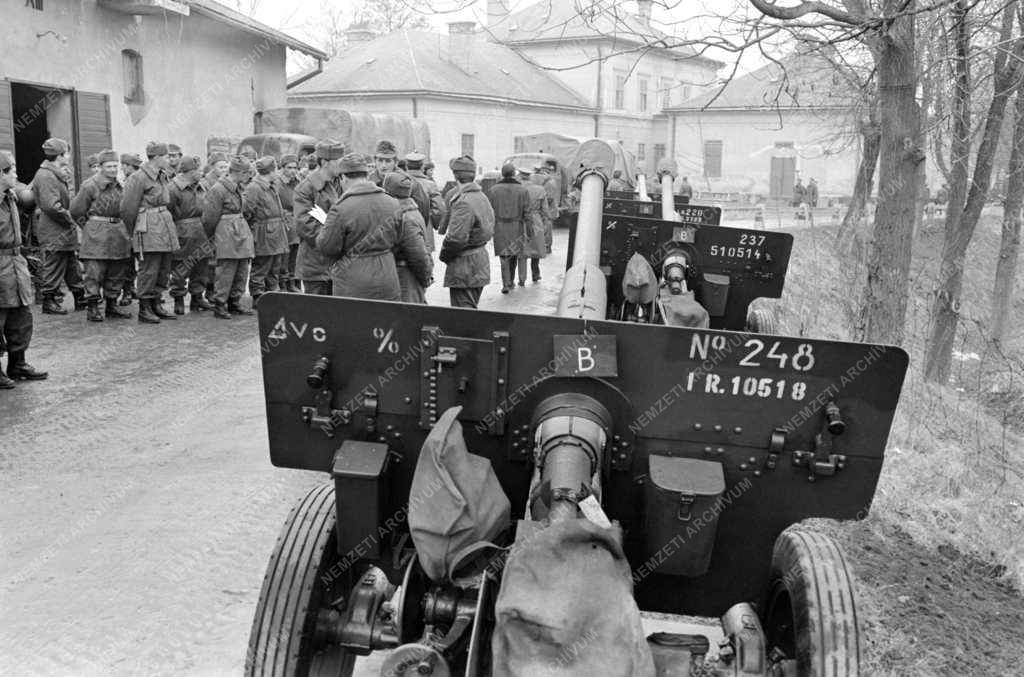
[247,143,908,676]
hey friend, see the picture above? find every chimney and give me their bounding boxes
[636,0,652,26]
[447,22,476,70]
[345,24,377,44]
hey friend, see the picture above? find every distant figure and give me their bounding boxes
[793,178,806,207]
[487,164,530,294]
[607,169,630,192]
[678,176,693,199]
[440,155,494,308]
[807,178,819,208]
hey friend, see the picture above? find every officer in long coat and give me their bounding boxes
[521,169,551,284]
[383,172,434,303]
[168,156,213,314]
[316,155,429,301]
[202,156,255,318]
[275,154,301,292]
[245,156,291,303]
[486,163,531,293]
[32,138,85,315]
[440,155,494,308]
[121,141,181,324]
[0,153,47,388]
[293,139,345,296]
[69,149,133,322]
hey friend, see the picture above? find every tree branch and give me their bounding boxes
[749,0,867,24]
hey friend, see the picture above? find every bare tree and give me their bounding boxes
[992,80,1024,345]
[355,0,431,33]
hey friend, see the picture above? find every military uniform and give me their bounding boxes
[293,141,345,296]
[275,153,301,292]
[383,172,433,304]
[168,158,213,313]
[244,157,291,301]
[32,139,85,314]
[121,144,181,322]
[440,157,494,308]
[486,169,531,292]
[522,174,551,282]
[202,159,255,316]
[405,152,444,253]
[69,151,132,321]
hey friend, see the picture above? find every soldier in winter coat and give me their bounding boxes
[32,137,85,314]
[440,155,494,308]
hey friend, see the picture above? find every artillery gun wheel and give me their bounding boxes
[762,527,861,676]
[247,483,356,676]
[746,307,778,334]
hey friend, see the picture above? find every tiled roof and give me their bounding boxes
[188,1,327,59]
[290,29,593,110]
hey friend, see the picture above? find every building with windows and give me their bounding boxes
[2,0,325,187]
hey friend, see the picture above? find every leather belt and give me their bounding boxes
[139,206,168,213]
[176,217,202,224]
[0,246,20,256]
[87,216,121,223]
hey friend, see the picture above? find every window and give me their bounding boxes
[637,143,646,162]
[638,78,649,112]
[654,144,666,162]
[703,140,723,178]
[614,73,626,109]
[661,78,672,109]
[122,49,144,104]
[461,133,474,158]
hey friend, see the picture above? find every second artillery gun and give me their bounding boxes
[246,140,908,676]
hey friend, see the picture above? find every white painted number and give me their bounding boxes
[739,339,764,366]
[792,344,815,371]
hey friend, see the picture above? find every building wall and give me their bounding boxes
[669,108,861,196]
[4,1,287,162]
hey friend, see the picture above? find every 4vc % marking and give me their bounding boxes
[373,327,400,354]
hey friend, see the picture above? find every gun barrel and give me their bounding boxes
[557,171,608,319]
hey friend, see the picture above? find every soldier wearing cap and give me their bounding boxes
[167,144,182,178]
[244,156,290,303]
[121,153,142,181]
[69,149,133,322]
[383,172,434,303]
[316,155,427,301]
[275,153,302,292]
[439,155,494,308]
[201,153,229,192]
[519,166,551,284]
[487,163,531,293]
[423,160,436,181]
[121,141,181,323]
[405,151,444,252]
[32,137,86,315]
[168,155,214,314]
[87,153,102,177]
[202,156,255,318]
[117,153,144,306]
[293,139,346,296]
[370,140,433,240]
[0,152,47,387]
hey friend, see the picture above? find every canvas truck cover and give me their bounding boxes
[256,107,431,158]
[513,133,637,189]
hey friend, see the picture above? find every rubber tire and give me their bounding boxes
[747,307,778,335]
[763,527,861,677]
[246,483,355,676]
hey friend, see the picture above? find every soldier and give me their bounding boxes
[383,172,434,303]
[293,139,345,296]
[121,141,181,324]
[0,152,47,388]
[202,156,255,319]
[120,153,141,181]
[166,143,182,178]
[201,153,229,191]
[32,137,86,315]
[275,153,302,292]
[793,178,806,207]
[245,156,290,304]
[486,163,530,294]
[316,155,427,301]
[86,153,102,177]
[372,141,432,230]
[807,177,819,208]
[405,151,444,251]
[423,160,436,182]
[168,155,214,314]
[678,175,694,199]
[69,149,133,322]
[607,169,629,192]
[522,167,553,284]
[440,155,494,308]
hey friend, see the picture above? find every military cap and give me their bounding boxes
[449,155,476,174]
[97,149,118,164]
[121,153,143,168]
[374,139,398,158]
[501,163,517,178]
[404,151,426,163]
[423,159,435,170]
[255,156,276,174]
[179,155,200,172]
[339,153,368,175]
[0,153,11,172]
[146,141,168,157]
[240,148,257,161]
[167,143,182,155]
[86,153,101,167]
[228,156,250,173]
[383,172,414,198]
[280,153,298,167]
[208,152,228,165]
[42,138,69,155]
[306,154,320,169]
[315,139,346,160]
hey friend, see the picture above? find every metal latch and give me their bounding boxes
[299,355,352,438]
[431,346,458,371]
[677,491,695,521]
[791,401,847,481]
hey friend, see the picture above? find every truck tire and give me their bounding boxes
[246,483,355,676]
[762,527,861,677]
[746,307,778,334]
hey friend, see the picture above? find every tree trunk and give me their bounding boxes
[924,1,1021,381]
[838,116,881,248]
[860,1,921,345]
[991,87,1024,345]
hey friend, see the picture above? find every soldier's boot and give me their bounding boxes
[0,367,15,389]
[214,303,233,320]
[7,351,48,381]
[72,289,88,311]
[86,300,104,323]
[105,298,132,319]
[42,296,67,315]
[138,299,161,324]
[190,294,214,311]
[228,302,254,316]
[152,297,177,320]
[173,296,185,316]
